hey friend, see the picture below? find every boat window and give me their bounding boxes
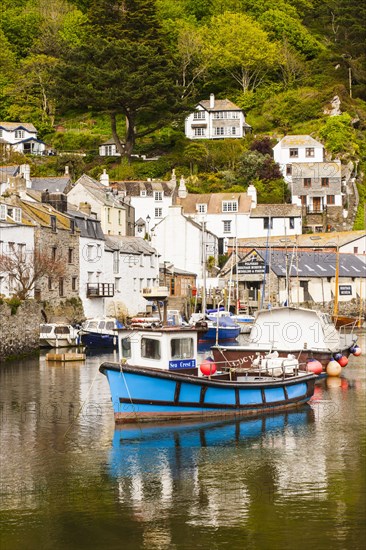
[40,325,53,334]
[141,338,161,360]
[98,321,106,330]
[171,338,194,359]
[86,321,98,330]
[106,321,115,330]
[121,338,131,359]
[54,326,70,335]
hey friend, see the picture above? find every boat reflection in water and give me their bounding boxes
[109,407,314,477]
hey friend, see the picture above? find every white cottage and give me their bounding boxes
[0,122,46,155]
[185,94,251,140]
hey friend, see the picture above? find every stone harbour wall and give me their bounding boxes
[0,301,42,362]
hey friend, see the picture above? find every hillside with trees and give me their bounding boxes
[0,0,365,220]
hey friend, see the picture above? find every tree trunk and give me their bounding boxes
[110,112,126,157]
[124,112,136,159]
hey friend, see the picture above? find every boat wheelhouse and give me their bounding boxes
[79,317,123,348]
[40,323,79,348]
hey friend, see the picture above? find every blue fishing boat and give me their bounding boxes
[100,323,317,424]
[189,312,240,342]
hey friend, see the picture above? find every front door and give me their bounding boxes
[313,197,321,212]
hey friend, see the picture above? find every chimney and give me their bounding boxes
[210,93,215,109]
[19,164,31,188]
[171,169,176,186]
[64,165,69,176]
[79,202,92,216]
[247,184,257,208]
[100,169,109,186]
[42,192,68,213]
[178,176,187,199]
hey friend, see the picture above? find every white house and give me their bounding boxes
[185,94,252,140]
[0,122,46,155]
[99,138,121,157]
[0,200,35,297]
[150,205,218,279]
[176,182,302,254]
[67,174,134,237]
[273,135,325,183]
[68,208,107,319]
[104,236,160,316]
[110,171,177,236]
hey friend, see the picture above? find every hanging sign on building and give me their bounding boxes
[234,250,268,275]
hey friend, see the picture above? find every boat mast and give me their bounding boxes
[333,239,340,319]
[202,219,207,314]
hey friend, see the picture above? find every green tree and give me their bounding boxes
[202,12,280,93]
[55,0,184,158]
[318,113,359,156]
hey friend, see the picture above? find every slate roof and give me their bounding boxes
[250,204,302,218]
[71,174,126,208]
[111,180,176,197]
[198,98,242,112]
[105,236,157,255]
[177,192,252,214]
[235,231,366,250]
[0,122,37,132]
[31,176,71,193]
[19,199,73,230]
[0,165,19,182]
[68,209,105,240]
[256,249,366,278]
[274,135,324,148]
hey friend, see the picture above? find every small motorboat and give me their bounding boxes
[40,323,79,348]
[189,312,240,342]
[78,317,124,348]
[100,320,317,424]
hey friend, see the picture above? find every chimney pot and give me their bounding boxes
[210,93,215,109]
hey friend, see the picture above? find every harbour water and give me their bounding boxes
[0,333,365,549]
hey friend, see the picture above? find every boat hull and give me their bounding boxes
[198,326,240,342]
[212,346,353,370]
[80,332,117,348]
[100,363,316,423]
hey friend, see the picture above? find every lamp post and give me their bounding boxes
[146,214,151,240]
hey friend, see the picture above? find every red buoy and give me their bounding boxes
[337,356,348,367]
[306,359,323,375]
[353,346,362,357]
[200,359,217,376]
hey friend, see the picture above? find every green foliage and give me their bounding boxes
[353,181,365,230]
[263,87,323,132]
[254,178,291,203]
[318,113,359,156]
[5,296,22,315]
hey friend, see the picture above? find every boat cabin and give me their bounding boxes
[118,326,199,374]
[248,307,343,351]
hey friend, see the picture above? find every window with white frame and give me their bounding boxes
[222,200,238,212]
[213,112,227,119]
[0,204,6,220]
[140,190,147,197]
[231,127,237,135]
[15,130,24,139]
[232,112,239,119]
[214,127,225,136]
[223,220,231,233]
[154,191,163,201]
[305,147,315,157]
[289,148,298,158]
[194,127,205,136]
[105,145,113,156]
[114,277,121,292]
[197,203,207,213]
[193,111,205,119]
[155,207,162,218]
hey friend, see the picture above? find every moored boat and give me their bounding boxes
[79,317,123,348]
[189,312,240,342]
[212,306,358,371]
[99,323,316,424]
[40,323,79,348]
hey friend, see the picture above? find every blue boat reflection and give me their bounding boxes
[108,406,314,477]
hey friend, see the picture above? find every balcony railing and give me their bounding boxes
[306,206,327,214]
[87,283,114,298]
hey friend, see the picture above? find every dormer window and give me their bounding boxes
[197,204,207,213]
[154,191,163,201]
[140,190,147,197]
[13,208,21,222]
[222,200,238,212]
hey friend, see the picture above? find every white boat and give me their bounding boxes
[78,317,124,348]
[212,306,358,370]
[40,323,79,348]
[207,308,255,334]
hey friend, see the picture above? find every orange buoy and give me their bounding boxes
[337,356,348,367]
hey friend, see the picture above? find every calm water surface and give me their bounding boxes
[0,334,365,550]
